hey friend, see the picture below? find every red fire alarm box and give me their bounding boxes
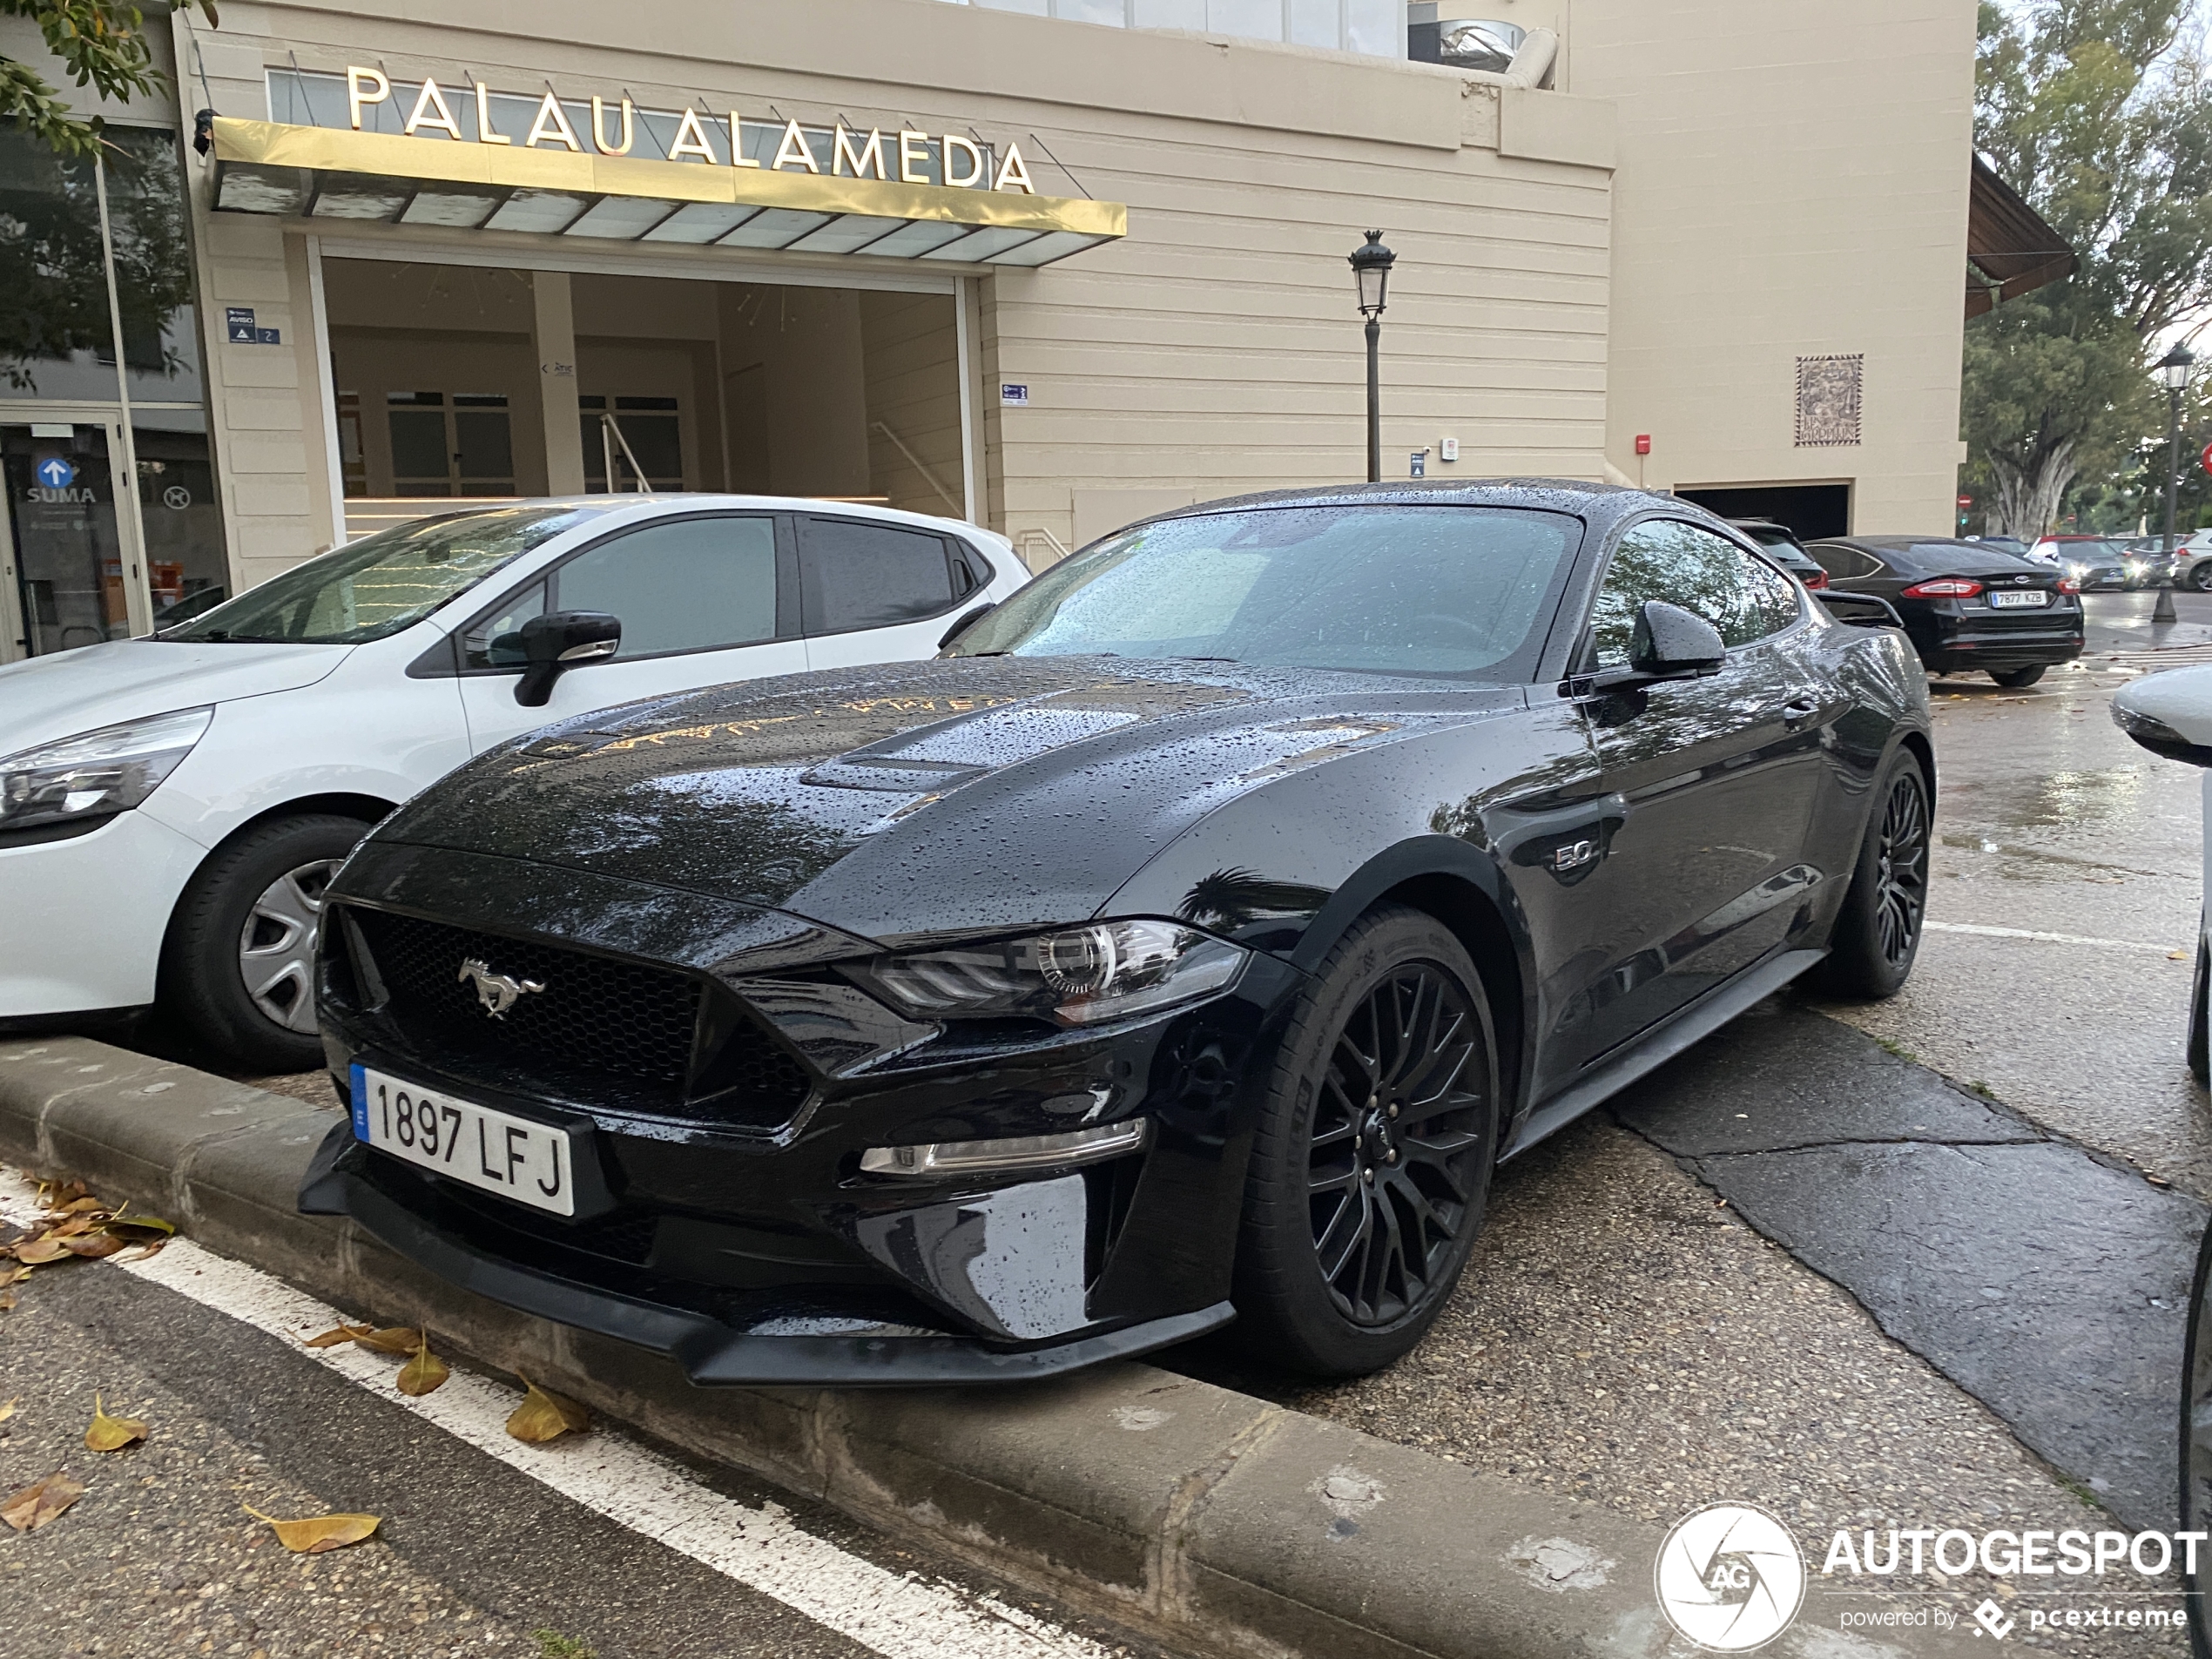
[1634,435,1651,456]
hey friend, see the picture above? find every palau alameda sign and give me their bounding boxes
[207,66,1126,266]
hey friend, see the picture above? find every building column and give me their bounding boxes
[532,271,585,495]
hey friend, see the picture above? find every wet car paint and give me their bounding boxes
[306,482,1933,1383]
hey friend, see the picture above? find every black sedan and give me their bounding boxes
[301,483,1934,1385]
[1806,535,2082,686]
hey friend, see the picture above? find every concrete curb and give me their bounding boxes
[0,1036,1961,1659]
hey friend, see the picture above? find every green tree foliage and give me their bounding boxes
[1966,0,2212,536]
[1,0,218,157]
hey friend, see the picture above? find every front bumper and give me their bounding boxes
[301,1123,1232,1384]
[0,809,206,1018]
[306,844,1298,1383]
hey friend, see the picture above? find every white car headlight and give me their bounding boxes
[0,706,213,834]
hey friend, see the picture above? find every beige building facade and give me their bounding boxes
[0,0,1977,661]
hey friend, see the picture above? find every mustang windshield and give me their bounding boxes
[948,504,1581,680]
[164,505,602,645]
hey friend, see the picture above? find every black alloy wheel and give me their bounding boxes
[1233,905,1500,1376]
[2192,562,2212,593]
[1307,963,1487,1326]
[1989,664,2045,688]
[1871,769,1930,970]
[1814,751,1930,1000]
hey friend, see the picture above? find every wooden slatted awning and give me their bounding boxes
[1967,155,2076,319]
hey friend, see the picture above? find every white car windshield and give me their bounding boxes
[164,506,603,645]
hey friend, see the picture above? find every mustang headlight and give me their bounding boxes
[855,919,1246,1027]
[0,706,213,833]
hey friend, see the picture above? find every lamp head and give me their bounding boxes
[1350,229,1396,318]
[2158,341,2196,393]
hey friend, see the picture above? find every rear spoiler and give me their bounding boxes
[1816,591,1905,631]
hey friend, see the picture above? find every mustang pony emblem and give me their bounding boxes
[457,957,545,1019]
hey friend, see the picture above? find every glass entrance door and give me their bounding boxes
[1,421,137,658]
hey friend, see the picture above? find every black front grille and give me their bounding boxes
[335,905,817,1131]
[350,908,702,1087]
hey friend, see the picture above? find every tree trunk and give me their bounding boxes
[1988,437,2079,538]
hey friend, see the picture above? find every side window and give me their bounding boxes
[1741,551,1802,635]
[1809,542,1884,581]
[799,516,956,634]
[1589,521,1791,667]
[551,516,778,658]
[462,580,547,669]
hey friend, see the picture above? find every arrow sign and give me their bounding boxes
[34,457,75,489]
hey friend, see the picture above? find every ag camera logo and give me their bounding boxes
[1656,1502,1807,1650]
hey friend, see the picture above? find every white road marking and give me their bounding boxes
[0,1170,1113,1659]
[1922,920,2185,954]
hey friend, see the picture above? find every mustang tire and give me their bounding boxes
[1232,905,1501,1376]
[159,813,368,1072]
[1814,750,1930,1000]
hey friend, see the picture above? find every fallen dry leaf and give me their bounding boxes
[84,1395,147,1453]
[53,1197,105,1217]
[0,1399,17,1424]
[103,1216,174,1242]
[243,1505,380,1554]
[303,1324,373,1350]
[12,1238,71,1265]
[0,1289,15,1312]
[64,1232,126,1260]
[1,1473,85,1532]
[354,1326,424,1357]
[506,1376,590,1444]
[395,1336,449,1398]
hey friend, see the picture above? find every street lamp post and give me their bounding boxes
[2154,343,2196,625]
[1349,230,1396,483]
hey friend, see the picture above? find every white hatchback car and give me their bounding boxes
[2112,662,2212,1083]
[0,496,1024,1069]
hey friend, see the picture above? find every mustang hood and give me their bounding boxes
[0,638,347,755]
[371,657,1519,942]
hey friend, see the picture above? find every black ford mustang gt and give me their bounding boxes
[301,482,1933,1385]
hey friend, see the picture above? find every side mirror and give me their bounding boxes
[1629,600,1725,678]
[514,611,621,707]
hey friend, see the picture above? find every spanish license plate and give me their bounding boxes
[349,1062,576,1216]
[1989,590,2048,608]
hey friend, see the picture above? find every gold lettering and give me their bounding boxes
[402,76,463,140]
[994,141,1035,194]
[898,128,930,185]
[590,94,635,156]
[771,118,820,173]
[474,81,510,145]
[942,133,984,188]
[729,111,759,168]
[668,107,717,164]
[345,65,390,132]
[833,125,886,179]
[524,91,583,152]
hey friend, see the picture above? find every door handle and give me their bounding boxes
[1778,697,1821,727]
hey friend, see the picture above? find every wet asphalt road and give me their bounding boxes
[0,1228,1165,1659]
